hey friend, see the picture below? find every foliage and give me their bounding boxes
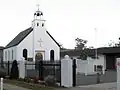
[75,38,87,50]
[108,38,120,47]
[77,49,88,60]
[44,75,56,86]
[10,60,19,79]
[75,38,88,60]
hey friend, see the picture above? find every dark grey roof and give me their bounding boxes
[0,46,4,50]
[5,27,60,48]
[5,27,33,48]
[60,47,120,57]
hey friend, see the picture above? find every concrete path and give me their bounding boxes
[3,83,31,90]
[79,82,117,90]
[56,82,117,90]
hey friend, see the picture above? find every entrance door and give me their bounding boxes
[35,53,43,69]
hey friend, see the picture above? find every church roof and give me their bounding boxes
[5,27,60,48]
[5,27,33,48]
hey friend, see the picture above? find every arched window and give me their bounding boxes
[23,49,28,60]
[50,50,54,61]
[42,23,44,27]
[5,51,7,61]
[37,23,39,26]
[12,50,13,60]
[8,51,10,61]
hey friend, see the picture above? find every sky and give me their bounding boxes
[0,0,120,49]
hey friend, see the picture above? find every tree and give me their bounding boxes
[108,38,120,47]
[10,60,19,79]
[75,38,87,50]
[74,38,88,60]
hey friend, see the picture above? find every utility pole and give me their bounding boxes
[95,28,98,60]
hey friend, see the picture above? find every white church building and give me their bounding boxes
[3,8,60,62]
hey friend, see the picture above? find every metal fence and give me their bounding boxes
[0,60,61,85]
[0,61,19,76]
[25,60,61,85]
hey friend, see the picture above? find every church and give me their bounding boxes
[3,8,60,62]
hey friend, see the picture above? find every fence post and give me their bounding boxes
[1,78,3,90]
[117,58,120,90]
[73,59,76,87]
[19,60,25,79]
[61,55,73,87]
[39,61,43,80]
[8,61,10,76]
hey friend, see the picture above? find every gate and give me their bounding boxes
[25,60,61,86]
[73,59,77,87]
[39,60,61,85]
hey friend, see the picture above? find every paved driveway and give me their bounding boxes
[56,82,117,90]
[76,70,116,86]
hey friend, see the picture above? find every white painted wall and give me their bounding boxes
[17,30,33,61]
[3,46,17,61]
[76,54,106,75]
[33,19,60,60]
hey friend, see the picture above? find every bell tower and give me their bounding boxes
[32,4,45,28]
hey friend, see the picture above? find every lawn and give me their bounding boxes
[4,79,54,90]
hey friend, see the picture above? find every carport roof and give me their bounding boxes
[60,47,120,57]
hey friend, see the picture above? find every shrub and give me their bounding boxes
[44,75,56,86]
[10,60,19,79]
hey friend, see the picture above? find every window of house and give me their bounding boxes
[37,23,39,26]
[23,49,28,60]
[50,50,54,62]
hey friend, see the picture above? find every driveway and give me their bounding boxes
[56,82,117,90]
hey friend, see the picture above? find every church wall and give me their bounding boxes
[3,46,17,61]
[33,26,60,60]
[17,30,33,61]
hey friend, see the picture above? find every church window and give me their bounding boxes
[5,51,7,61]
[50,50,54,62]
[12,50,13,60]
[37,23,39,26]
[42,23,44,27]
[23,49,28,60]
[8,51,10,61]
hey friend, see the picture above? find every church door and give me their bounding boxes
[35,53,43,69]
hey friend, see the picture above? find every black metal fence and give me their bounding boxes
[0,60,61,85]
[25,60,61,85]
[0,61,19,76]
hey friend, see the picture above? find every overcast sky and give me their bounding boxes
[0,0,120,49]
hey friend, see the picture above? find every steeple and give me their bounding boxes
[34,4,43,20]
[32,4,45,28]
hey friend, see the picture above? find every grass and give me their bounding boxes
[4,79,55,90]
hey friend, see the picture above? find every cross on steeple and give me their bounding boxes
[36,4,40,11]
[37,38,43,47]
